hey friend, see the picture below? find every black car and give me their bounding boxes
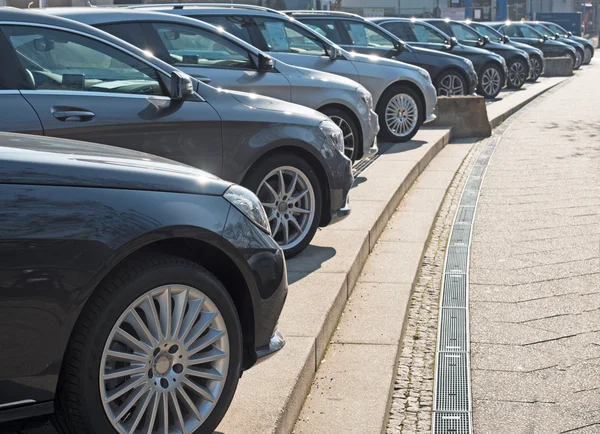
[423,19,530,90]
[525,21,585,69]
[488,22,578,70]
[0,7,353,258]
[0,132,287,433]
[467,20,545,82]
[371,17,508,99]
[287,11,478,97]
[536,20,594,64]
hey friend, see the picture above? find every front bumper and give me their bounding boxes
[423,81,438,122]
[323,145,353,227]
[359,109,380,160]
[467,69,479,94]
[222,206,288,370]
[255,331,285,365]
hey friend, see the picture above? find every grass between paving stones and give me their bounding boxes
[385,138,486,434]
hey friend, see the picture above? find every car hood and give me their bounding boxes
[276,61,362,89]
[570,35,593,48]
[0,132,232,195]
[482,40,522,53]
[509,40,543,55]
[343,49,422,72]
[454,43,501,56]
[225,89,327,122]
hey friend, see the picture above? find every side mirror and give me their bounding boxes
[481,35,490,45]
[258,53,275,72]
[555,33,561,38]
[34,37,54,52]
[503,35,510,43]
[542,34,548,41]
[170,71,194,100]
[328,44,342,60]
[450,37,458,47]
[567,31,573,36]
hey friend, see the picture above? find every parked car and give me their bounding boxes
[371,17,507,99]
[424,19,530,92]
[0,131,287,433]
[488,22,578,69]
[466,20,545,82]
[133,4,438,143]
[45,8,378,163]
[0,7,353,257]
[536,20,594,64]
[524,21,585,69]
[285,11,478,97]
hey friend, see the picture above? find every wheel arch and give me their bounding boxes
[317,102,364,158]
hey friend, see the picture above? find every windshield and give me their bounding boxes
[530,23,555,37]
[545,23,567,35]
[517,24,545,39]
[471,23,503,42]
[449,22,482,43]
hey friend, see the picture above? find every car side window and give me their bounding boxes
[500,25,518,37]
[412,23,446,43]
[253,17,327,56]
[449,22,481,43]
[301,19,343,44]
[518,25,540,38]
[196,15,254,44]
[1,25,164,95]
[341,21,395,48]
[96,23,148,48]
[152,22,253,69]
[381,22,416,42]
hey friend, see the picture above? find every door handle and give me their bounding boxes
[52,110,95,122]
[191,75,212,84]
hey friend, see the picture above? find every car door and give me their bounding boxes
[0,24,223,176]
[101,21,291,101]
[246,15,361,84]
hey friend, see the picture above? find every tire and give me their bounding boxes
[573,49,583,69]
[507,58,527,89]
[376,84,423,143]
[320,106,361,162]
[243,153,322,258]
[53,254,243,434]
[583,47,593,65]
[435,70,468,96]
[477,63,503,99]
[527,55,543,82]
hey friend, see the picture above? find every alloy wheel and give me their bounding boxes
[438,74,465,96]
[575,51,582,69]
[481,67,501,97]
[328,115,356,160]
[100,285,230,434]
[530,57,542,80]
[257,166,315,251]
[385,94,419,138]
[509,61,526,87]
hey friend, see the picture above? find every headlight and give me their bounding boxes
[418,68,432,82]
[224,184,271,235]
[356,86,373,110]
[319,119,345,154]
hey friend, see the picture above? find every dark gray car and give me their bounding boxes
[0,8,353,257]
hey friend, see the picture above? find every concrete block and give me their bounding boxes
[430,96,492,139]
[280,271,347,361]
[333,282,412,345]
[216,336,315,434]
[542,57,574,77]
[294,343,398,434]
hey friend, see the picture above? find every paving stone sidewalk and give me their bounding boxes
[470,63,600,433]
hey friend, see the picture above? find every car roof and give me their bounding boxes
[285,11,364,21]
[0,7,177,74]
[127,4,288,18]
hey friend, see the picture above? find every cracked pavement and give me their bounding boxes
[470,61,600,433]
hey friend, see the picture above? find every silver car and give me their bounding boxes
[44,7,378,161]
[132,4,438,143]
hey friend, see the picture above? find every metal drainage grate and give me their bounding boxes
[434,412,471,434]
[433,135,503,434]
[439,308,469,352]
[442,275,468,308]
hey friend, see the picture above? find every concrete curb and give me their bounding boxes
[216,75,572,434]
